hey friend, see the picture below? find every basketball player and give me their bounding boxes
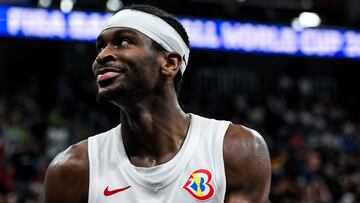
[44,4,271,203]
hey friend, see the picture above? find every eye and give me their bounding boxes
[96,42,105,53]
[115,38,131,47]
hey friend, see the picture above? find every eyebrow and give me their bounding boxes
[96,28,142,43]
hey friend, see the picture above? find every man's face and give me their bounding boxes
[92,28,162,104]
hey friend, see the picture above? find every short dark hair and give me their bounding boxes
[120,4,190,95]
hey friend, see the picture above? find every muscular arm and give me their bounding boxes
[44,140,89,203]
[224,124,271,203]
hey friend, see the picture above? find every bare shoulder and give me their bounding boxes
[44,139,89,203]
[223,124,271,203]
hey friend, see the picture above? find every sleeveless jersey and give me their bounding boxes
[88,114,231,203]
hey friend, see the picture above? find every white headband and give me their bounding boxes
[101,9,190,74]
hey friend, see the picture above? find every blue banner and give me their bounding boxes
[1,6,360,59]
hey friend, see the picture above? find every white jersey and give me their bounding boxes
[88,114,231,203]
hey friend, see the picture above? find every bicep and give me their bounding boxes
[45,163,72,203]
[224,192,253,203]
[224,182,270,203]
[224,173,271,203]
[44,147,89,203]
[224,125,271,203]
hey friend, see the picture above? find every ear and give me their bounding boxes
[160,52,182,77]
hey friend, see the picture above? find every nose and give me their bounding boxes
[95,46,116,66]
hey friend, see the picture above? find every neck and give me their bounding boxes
[118,90,190,167]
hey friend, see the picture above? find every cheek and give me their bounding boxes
[132,67,159,89]
[132,54,161,85]
[91,61,97,73]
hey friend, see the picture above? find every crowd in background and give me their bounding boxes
[0,74,359,203]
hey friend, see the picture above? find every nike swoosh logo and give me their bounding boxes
[103,186,131,196]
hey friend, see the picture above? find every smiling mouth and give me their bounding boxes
[95,67,126,86]
[97,71,121,82]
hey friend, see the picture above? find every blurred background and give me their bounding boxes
[0,0,360,202]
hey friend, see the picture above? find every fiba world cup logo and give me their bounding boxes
[182,169,215,201]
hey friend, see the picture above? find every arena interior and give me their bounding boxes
[0,0,360,202]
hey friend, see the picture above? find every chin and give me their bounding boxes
[96,84,153,105]
[96,87,124,104]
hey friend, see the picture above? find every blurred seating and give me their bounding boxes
[0,74,359,203]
